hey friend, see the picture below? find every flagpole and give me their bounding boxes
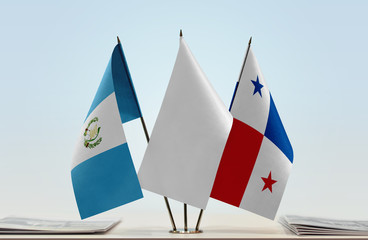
[178,29,204,234]
[180,29,190,233]
[195,209,203,231]
[184,203,188,232]
[229,36,252,111]
[139,116,177,231]
[164,195,177,231]
[117,36,177,232]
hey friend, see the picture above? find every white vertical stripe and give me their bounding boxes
[231,48,270,134]
[71,93,127,169]
[239,137,292,219]
[138,38,232,209]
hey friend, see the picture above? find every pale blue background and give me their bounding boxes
[0,0,367,223]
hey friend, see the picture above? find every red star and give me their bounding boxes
[261,171,277,193]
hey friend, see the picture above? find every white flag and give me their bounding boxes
[138,37,232,209]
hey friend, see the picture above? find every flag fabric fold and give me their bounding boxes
[71,43,143,219]
[138,37,233,209]
[210,47,293,219]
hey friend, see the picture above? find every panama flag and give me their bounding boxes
[138,36,233,209]
[71,41,143,219]
[210,46,293,219]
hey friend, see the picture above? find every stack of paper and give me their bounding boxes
[0,217,119,234]
[280,215,368,236]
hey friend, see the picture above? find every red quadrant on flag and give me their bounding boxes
[210,118,264,207]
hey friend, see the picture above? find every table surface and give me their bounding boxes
[0,213,367,240]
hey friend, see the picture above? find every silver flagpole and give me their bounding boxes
[164,195,177,231]
[229,36,252,111]
[184,203,188,232]
[180,29,190,234]
[178,30,203,234]
[139,116,177,231]
[195,209,203,231]
[117,36,177,232]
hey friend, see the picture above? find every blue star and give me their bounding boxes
[251,76,264,97]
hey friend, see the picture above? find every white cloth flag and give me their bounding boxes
[138,37,233,209]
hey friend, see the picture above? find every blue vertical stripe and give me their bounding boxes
[112,44,142,123]
[72,144,143,219]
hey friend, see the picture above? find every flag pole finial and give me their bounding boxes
[230,36,253,111]
[117,36,121,44]
[180,29,183,37]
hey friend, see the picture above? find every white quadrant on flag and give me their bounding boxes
[72,93,127,169]
[231,48,270,135]
[138,38,233,209]
[239,136,292,219]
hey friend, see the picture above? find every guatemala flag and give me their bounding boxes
[71,41,143,219]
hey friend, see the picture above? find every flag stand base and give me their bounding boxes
[169,229,203,234]
[165,201,204,234]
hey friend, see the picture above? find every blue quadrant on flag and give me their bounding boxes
[264,95,293,163]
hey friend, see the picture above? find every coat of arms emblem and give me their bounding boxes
[84,117,102,149]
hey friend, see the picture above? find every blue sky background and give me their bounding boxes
[0,0,368,223]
